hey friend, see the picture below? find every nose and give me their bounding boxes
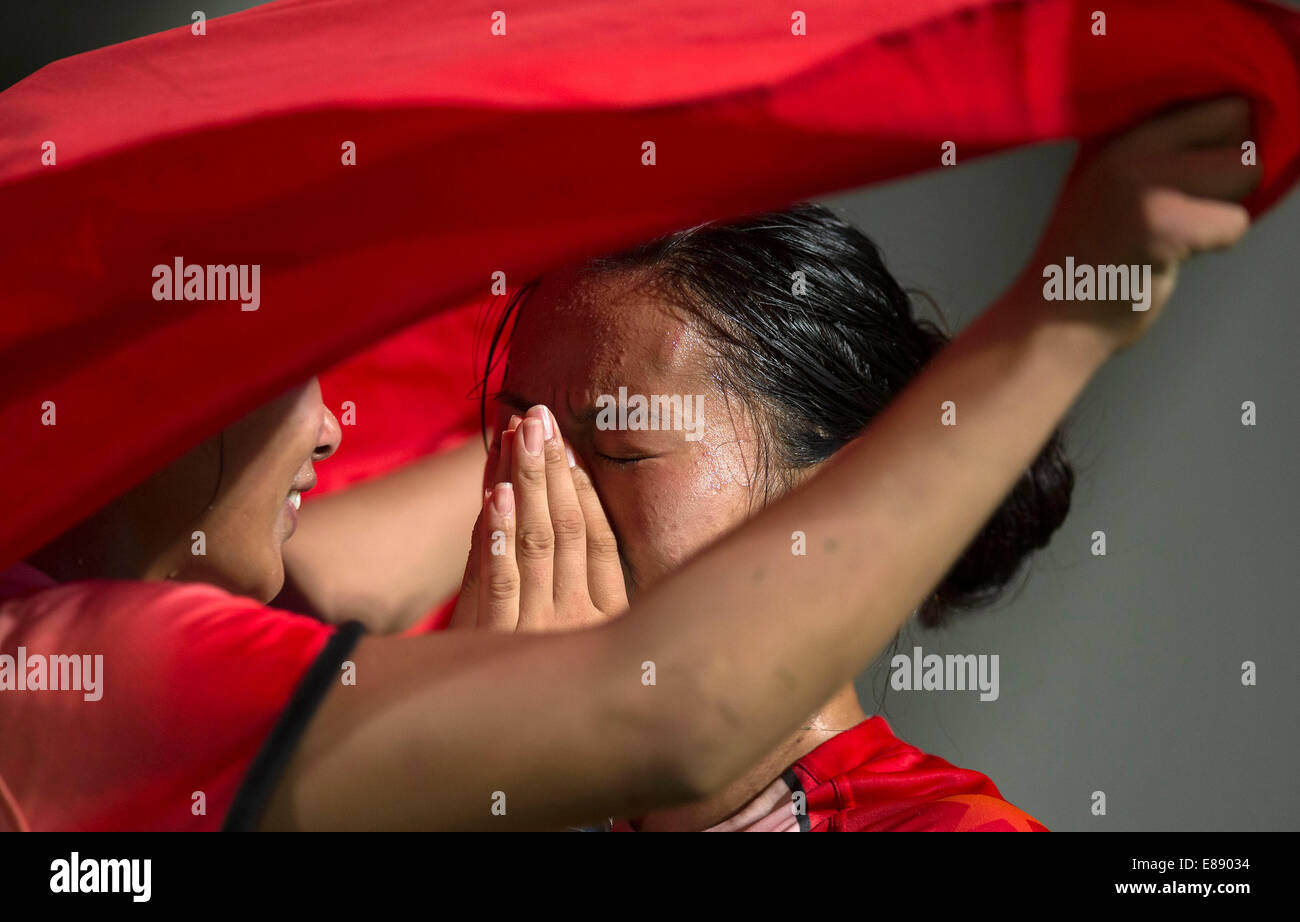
[314,403,342,462]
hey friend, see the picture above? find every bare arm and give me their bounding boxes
[280,436,485,632]
[262,287,1108,830]
[261,98,1256,830]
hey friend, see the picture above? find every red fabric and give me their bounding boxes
[611,715,1045,831]
[790,716,1049,831]
[313,302,486,497]
[401,595,457,635]
[1,0,1299,564]
[0,564,336,831]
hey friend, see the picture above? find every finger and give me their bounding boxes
[487,415,521,489]
[530,406,589,613]
[512,414,554,629]
[482,430,503,493]
[571,462,628,616]
[493,428,514,489]
[1120,96,1251,153]
[478,482,520,630]
[1145,145,1261,202]
[1152,189,1251,254]
[448,489,491,629]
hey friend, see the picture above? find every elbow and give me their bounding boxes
[615,675,752,807]
[620,727,737,810]
[595,626,757,810]
[667,736,747,806]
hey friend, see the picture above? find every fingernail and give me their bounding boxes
[529,404,553,441]
[522,418,544,455]
[565,444,576,468]
[492,482,514,516]
[508,414,522,431]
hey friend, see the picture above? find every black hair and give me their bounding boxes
[481,202,1073,628]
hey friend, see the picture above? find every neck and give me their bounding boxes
[28,525,120,584]
[27,504,167,585]
[632,684,868,831]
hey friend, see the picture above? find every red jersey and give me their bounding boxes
[789,715,1047,831]
[615,715,1047,832]
[0,564,362,831]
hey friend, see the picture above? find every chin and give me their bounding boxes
[220,551,284,603]
[251,560,286,603]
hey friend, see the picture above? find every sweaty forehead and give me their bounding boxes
[506,267,709,404]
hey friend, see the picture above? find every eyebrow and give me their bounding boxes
[492,389,533,415]
[492,389,600,425]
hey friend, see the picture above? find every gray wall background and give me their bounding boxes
[6,1,1296,831]
[832,144,1300,831]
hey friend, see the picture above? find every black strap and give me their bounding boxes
[222,620,366,831]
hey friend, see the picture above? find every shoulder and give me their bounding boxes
[2,576,334,664]
[0,576,351,831]
[792,716,1049,832]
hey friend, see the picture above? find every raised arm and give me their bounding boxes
[260,98,1256,830]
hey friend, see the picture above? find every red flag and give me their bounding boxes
[2,0,1298,566]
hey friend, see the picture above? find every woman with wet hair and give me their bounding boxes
[559,200,1072,624]
[466,202,1071,831]
[0,98,1257,830]
[451,99,1253,831]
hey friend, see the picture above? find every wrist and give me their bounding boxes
[996,271,1119,375]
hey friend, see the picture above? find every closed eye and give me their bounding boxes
[595,452,654,467]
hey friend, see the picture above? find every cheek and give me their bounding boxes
[168,504,283,603]
[181,455,295,599]
[609,447,755,585]
[197,490,286,570]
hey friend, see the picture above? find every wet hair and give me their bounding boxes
[481,203,1073,628]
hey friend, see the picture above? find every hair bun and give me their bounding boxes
[919,431,1074,627]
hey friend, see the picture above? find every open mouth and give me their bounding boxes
[287,472,317,510]
[282,475,315,539]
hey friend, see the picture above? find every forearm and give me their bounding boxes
[260,626,696,830]
[282,436,485,631]
[266,284,1114,831]
[265,97,1251,829]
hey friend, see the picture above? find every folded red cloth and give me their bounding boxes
[2,0,1298,564]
